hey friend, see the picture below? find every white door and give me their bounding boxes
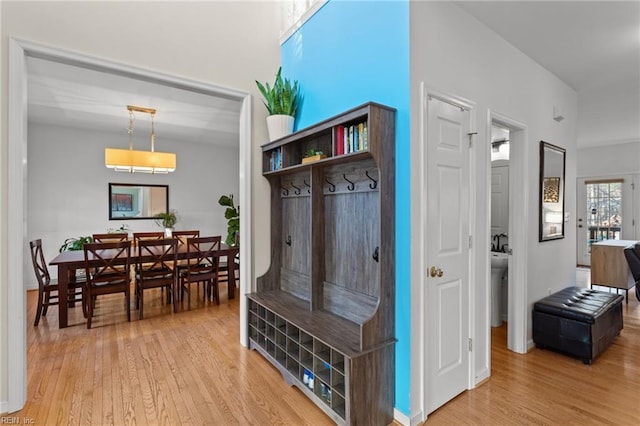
[425,96,471,413]
[491,163,509,245]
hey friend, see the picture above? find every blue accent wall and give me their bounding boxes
[281,0,411,415]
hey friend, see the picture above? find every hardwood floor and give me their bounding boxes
[15,284,640,425]
[427,290,640,425]
[18,286,333,425]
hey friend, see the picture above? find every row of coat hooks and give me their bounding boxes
[280,170,378,196]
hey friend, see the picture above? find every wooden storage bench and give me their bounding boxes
[532,286,623,364]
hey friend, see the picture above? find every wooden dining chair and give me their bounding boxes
[83,240,132,329]
[218,246,240,295]
[135,238,178,320]
[29,239,86,326]
[132,231,165,246]
[172,230,200,243]
[92,233,129,243]
[179,236,221,309]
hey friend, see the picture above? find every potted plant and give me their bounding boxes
[154,210,178,237]
[255,66,300,141]
[59,235,94,252]
[301,149,326,164]
[218,194,239,246]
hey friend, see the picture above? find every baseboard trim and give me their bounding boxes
[0,400,8,415]
[394,408,410,425]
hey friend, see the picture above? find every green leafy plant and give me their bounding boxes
[255,66,300,117]
[59,236,94,253]
[154,210,178,229]
[218,194,239,246]
[304,149,323,158]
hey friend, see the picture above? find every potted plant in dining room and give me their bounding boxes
[59,235,94,252]
[154,210,178,237]
[256,66,301,141]
[218,194,239,246]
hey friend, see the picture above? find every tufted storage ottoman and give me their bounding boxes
[533,286,623,364]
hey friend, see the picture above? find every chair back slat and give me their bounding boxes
[133,232,165,246]
[29,239,50,289]
[173,230,200,247]
[137,238,178,277]
[185,236,221,280]
[84,241,131,285]
[93,233,128,243]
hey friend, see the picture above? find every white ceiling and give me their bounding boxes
[27,56,243,148]
[27,2,640,149]
[455,1,640,148]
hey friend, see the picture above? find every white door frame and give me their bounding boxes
[416,85,476,423]
[576,175,635,266]
[6,38,252,412]
[487,111,528,355]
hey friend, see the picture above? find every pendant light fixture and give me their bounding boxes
[105,105,176,173]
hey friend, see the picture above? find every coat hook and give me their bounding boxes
[280,184,289,196]
[285,235,292,246]
[365,170,377,190]
[343,174,355,191]
[325,178,336,193]
[291,182,301,195]
[303,179,311,194]
[372,246,379,262]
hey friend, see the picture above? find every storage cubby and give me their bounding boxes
[249,102,395,425]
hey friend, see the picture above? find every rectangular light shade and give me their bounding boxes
[105,148,176,173]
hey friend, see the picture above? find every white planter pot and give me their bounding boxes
[266,114,295,141]
[164,228,173,237]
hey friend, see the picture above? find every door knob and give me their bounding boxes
[430,266,444,278]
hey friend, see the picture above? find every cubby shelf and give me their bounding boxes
[250,102,396,425]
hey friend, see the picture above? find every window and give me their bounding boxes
[585,179,623,248]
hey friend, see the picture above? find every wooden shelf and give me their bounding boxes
[252,102,396,425]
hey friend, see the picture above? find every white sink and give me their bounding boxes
[491,251,508,269]
[490,252,508,327]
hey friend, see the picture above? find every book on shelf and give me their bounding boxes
[339,121,369,154]
[269,148,282,171]
[334,125,345,156]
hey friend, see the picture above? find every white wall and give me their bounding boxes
[25,123,238,289]
[1,0,280,410]
[578,141,640,177]
[410,1,577,419]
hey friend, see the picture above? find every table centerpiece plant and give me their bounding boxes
[154,210,178,237]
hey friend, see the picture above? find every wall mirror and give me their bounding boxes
[539,141,566,241]
[109,183,169,220]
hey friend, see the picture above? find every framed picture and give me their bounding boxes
[543,177,561,203]
[111,193,133,211]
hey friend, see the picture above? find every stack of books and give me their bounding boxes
[333,121,368,156]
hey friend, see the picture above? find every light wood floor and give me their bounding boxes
[14,285,640,425]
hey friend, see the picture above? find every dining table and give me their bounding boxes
[49,242,239,328]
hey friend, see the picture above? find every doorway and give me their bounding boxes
[490,124,510,333]
[576,177,634,266]
[488,112,528,356]
[7,39,252,412]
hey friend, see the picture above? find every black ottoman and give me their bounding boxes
[532,286,623,364]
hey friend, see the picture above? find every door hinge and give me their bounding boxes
[632,182,635,190]
[467,132,477,147]
[468,338,473,352]
[469,235,472,249]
